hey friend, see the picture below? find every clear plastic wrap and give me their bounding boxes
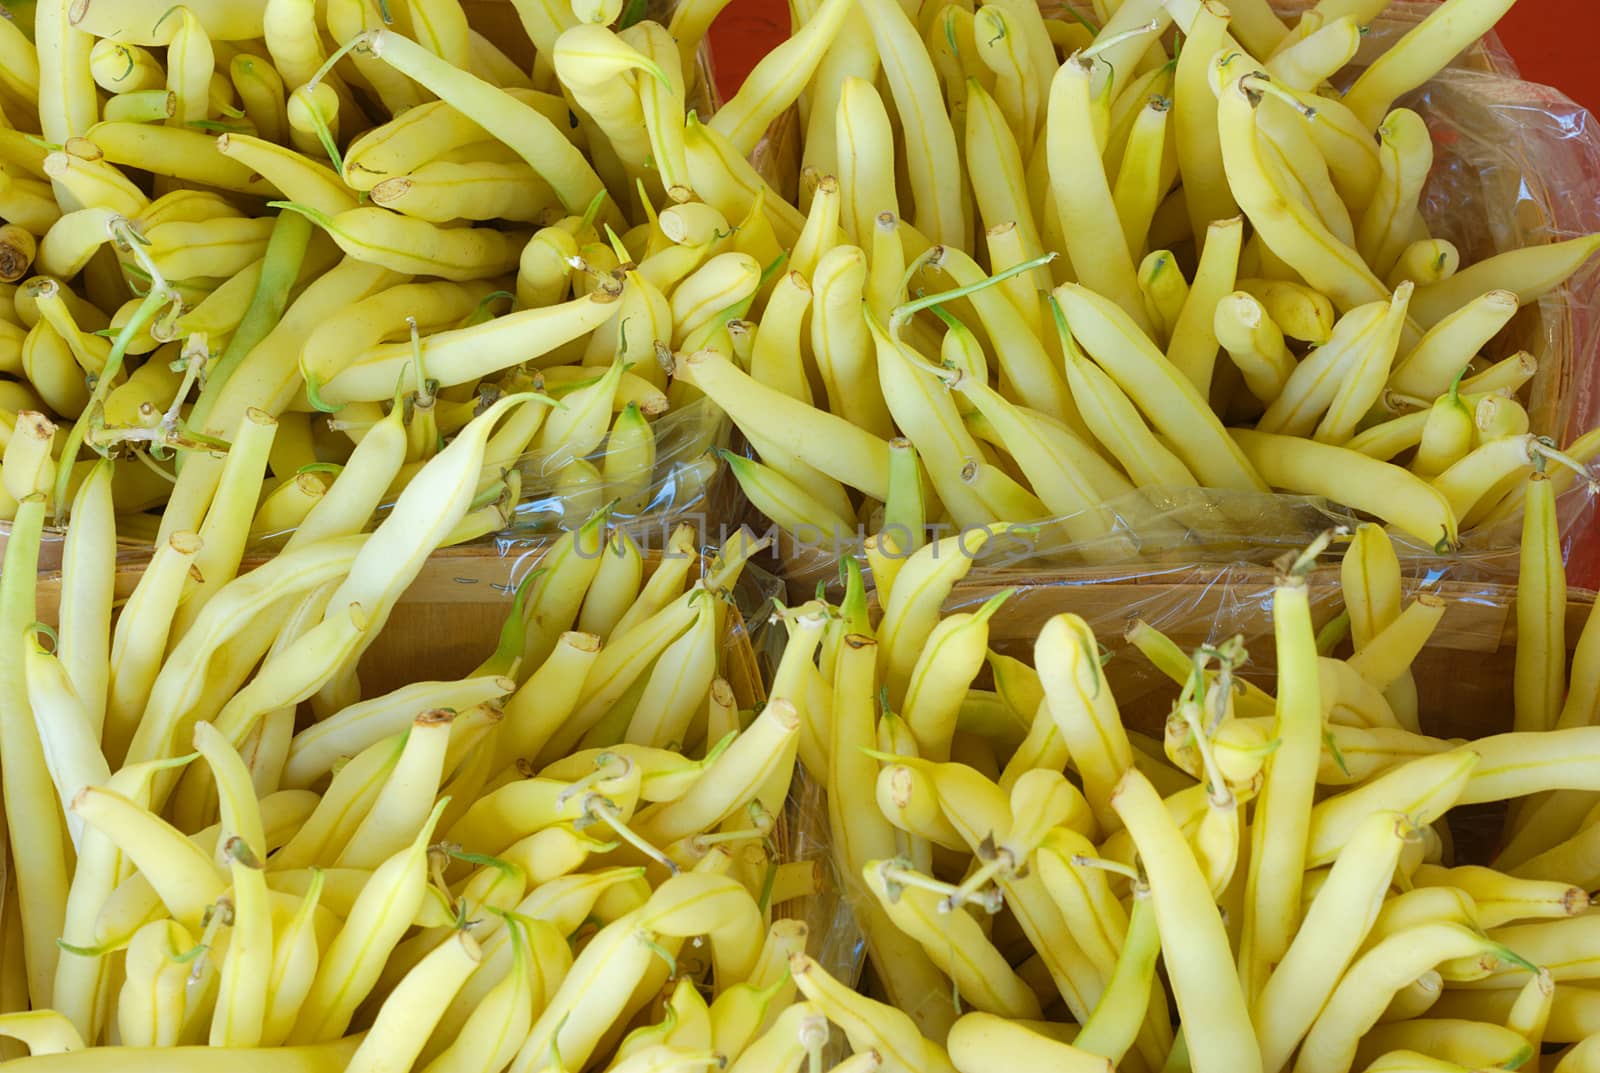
[756,4,1600,596]
[742,561,872,991]
[496,396,736,540]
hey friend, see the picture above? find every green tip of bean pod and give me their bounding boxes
[56,938,114,958]
[451,850,512,869]
[700,729,737,768]
[297,462,344,477]
[581,189,610,233]
[25,620,58,651]
[757,854,780,913]
[640,934,678,977]
[896,252,1056,334]
[171,941,209,964]
[464,291,515,329]
[1502,1045,1535,1071]
[972,587,1016,624]
[759,250,789,286]
[151,4,183,35]
[1493,945,1542,974]
[924,301,971,335]
[1067,6,1100,35]
[1323,730,1352,777]
[302,374,340,414]
[268,200,336,232]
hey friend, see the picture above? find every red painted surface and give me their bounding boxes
[1497,0,1600,114]
[707,1,1600,107]
[704,0,787,98]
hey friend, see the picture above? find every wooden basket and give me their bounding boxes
[956,566,1596,862]
[35,540,762,703]
[8,0,745,572]
[33,538,836,916]
[765,4,1600,600]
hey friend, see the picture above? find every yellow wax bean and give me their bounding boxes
[318,288,619,404]
[216,134,357,217]
[1139,251,1190,348]
[1255,811,1411,1071]
[1112,770,1261,1073]
[1218,72,1389,313]
[1306,749,1478,866]
[1172,1,1237,244]
[342,88,581,190]
[1049,55,1152,334]
[102,88,177,123]
[144,217,275,282]
[288,800,448,1043]
[229,55,287,146]
[934,246,1076,423]
[856,0,966,246]
[1390,289,1520,400]
[683,114,806,248]
[42,150,149,218]
[90,39,163,94]
[1315,282,1413,445]
[277,202,528,283]
[72,0,265,43]
[710,0,855,157]
[1215,291,1296,403]
[1410,233,1600,329]
[1056,283,1267,492]
[835,76,899,248]
[87,122,279,195]
[1388,238,1462,291]
[1358,109,1434,277]
[1296,923,1514,1073]
[673,348,891,499]
[164,7,214,127]
[1514,474,1565,738]
[1239,566,1326,1000]
[966,81,1046,294]
[38,0,98,147]
[1430,433,1541,528]
[1232,430,1460,550]
[372,161,558,224]
[1166,216,1245,396]
[0,170,61,236]
[1265,15,1360,89]
[1343,0,1519,129]
[947,1013,1109,1073]
[365,29,608,217]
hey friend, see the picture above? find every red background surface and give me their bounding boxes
[1495,0,1600,114]
[708,1,1600,112]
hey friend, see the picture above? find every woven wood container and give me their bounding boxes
[761,2,1600,599]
